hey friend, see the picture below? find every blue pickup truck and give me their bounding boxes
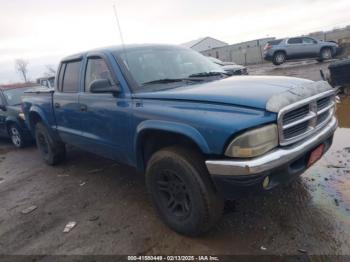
[22,44,337,236]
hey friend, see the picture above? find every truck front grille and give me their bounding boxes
[278,91,335,146]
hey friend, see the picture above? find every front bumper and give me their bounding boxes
[205,117,337,198]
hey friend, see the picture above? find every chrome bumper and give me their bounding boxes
[205,117,337,176]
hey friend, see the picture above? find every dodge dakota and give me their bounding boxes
[22,44,337,236]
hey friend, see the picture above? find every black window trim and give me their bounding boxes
[60,59,82,93]
[57,63,66,92]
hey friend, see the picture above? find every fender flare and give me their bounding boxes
[27,106,50,130]
[134,120,210,169]
[26,106,60,141]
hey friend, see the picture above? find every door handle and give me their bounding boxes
[80,104,87,112]
[54,103,60,108]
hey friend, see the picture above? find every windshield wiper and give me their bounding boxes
[142,78,203,86]
[189,72,227,77]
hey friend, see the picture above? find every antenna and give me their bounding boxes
[112,3,129,67]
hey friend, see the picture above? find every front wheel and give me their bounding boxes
[319,48,333,61]
[146,146,224,236]
[35,122,66,165]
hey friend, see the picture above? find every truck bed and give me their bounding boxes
[22,87,56,132]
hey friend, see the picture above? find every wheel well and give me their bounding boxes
[138,130,203,171]
[273,50,286,57]
[320,46,333,53]
[29,112,42,133]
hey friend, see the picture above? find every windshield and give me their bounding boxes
[3,88,30,106]
[115,47,225,92]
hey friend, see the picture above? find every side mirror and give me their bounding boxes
[0,105,6,111]
[89,79,120,94]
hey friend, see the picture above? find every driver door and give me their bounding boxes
[78,56,132,163]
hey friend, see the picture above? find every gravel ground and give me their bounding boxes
[0,59,349,257]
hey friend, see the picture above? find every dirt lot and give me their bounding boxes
[0,60,349,257]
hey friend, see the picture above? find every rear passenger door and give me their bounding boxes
[53,59,84,145]
[286,37,304,58]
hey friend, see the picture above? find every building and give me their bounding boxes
[181,37,228,52]
[201,37,275,65]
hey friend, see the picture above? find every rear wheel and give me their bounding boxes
[146,146,224,236]
[8,124,25,148]
[35,122,65,165]
[344,86,350,96]
[272,52,286,65]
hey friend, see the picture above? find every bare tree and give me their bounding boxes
[44,65,56,77]
[15,59,29,82]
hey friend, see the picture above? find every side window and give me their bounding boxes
[303,37,316,44]
[62,61,81,93]
[57,64,65,91]
[85,58,115,92]
[0,94,4,106]
[288,38,302,44]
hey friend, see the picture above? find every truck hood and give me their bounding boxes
[134,76,331,111]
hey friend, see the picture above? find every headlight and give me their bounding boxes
[225,124,278,158]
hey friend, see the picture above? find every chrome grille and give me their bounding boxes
[283,104,310,125]
[278,91,335,146]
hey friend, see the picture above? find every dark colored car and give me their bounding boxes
[207,56,248,75]
[0,85,33,147]
[328,59,350,95]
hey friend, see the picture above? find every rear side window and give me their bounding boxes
[268,40,283,45]
[303,37,317,44]
[288,38,302,44]
[62,61,81,93]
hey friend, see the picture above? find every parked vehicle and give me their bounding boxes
[264,37,338,65]
[22,44,337,236]
[328,59,350,95]
[36,76,55,89]
[207,57,248,75]
[0,85,34,147]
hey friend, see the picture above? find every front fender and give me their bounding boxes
[135,120,210,154]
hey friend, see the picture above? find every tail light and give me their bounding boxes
[264,44,272,51]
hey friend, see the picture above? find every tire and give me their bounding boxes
[272,52,286,65]
[146,146,224,236]
[8,123,26,148]
[319,47,333,61]
[344,86,350,96]
[35,122,65,165]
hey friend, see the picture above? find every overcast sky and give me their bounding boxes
[0,0,349,83]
